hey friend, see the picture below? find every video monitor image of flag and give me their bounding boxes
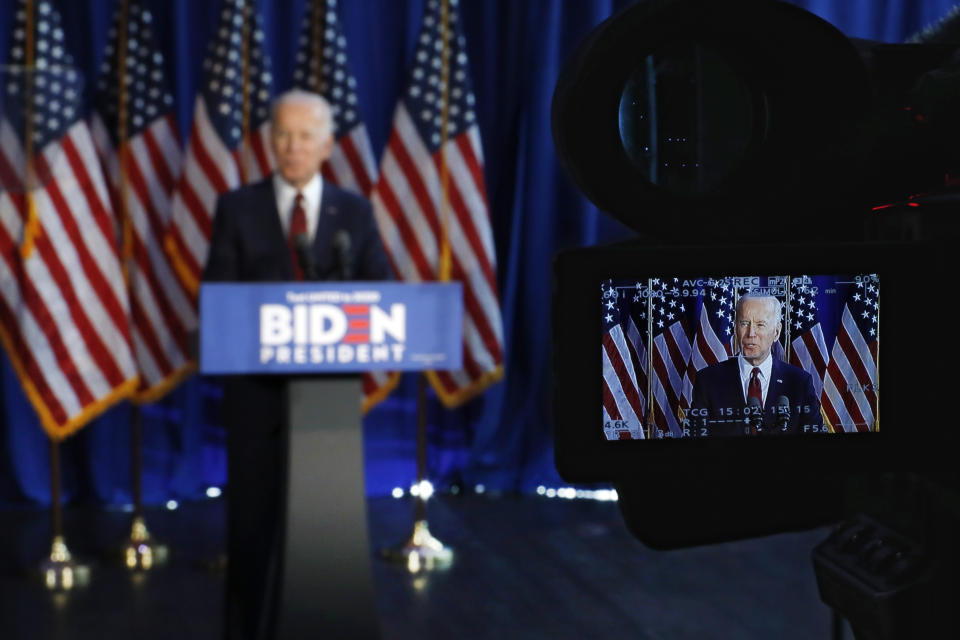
[601,274,879,440]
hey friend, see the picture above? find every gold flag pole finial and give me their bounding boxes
[20,0,40,260]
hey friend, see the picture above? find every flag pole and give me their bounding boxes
[874,283,880,432]
[311,0,326,95]
[645,279,654,439]
[239,0,253,183]
[113,0,167,572]
[784,276,792,362]
[382,0,454,572]
[19,0,40,259]
[40,440,89,589]
[20,0,84,591]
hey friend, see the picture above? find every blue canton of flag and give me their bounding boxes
[402,1,478,153]
[1,2,84,152]
[200,2,272,151]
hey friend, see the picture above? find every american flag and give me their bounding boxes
[787,276,829,401]
[290,0,398,412]
[89,0,194,402]
[648,278,695,437]
[601,281,647,440]
[370,0,504,407]
[821,275,879,432]
[165,0,274,297]
[684,277,735,403]
[0,0,138,438]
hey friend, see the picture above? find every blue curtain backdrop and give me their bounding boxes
[0,0,956,505]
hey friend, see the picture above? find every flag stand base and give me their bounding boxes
[121,515,168,571]
[40,536,90,591]
[381,519,453,573]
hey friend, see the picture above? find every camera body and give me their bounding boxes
[551,0,960,550]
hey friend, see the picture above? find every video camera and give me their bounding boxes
[551,1,960,637]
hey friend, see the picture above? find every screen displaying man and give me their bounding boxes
[202,89,390,639]
[689,293,822,436]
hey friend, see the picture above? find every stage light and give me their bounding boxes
[206,486,222,498]
[165,500,178,510]
[536,485,546,495]
[392,487,405,499]
[474,484,485,494]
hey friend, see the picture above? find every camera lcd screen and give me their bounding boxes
[601,274,879,440]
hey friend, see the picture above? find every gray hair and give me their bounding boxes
[735,293,782,323]
[270,89,333,140]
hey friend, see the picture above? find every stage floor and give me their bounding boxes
[0,494,834,639]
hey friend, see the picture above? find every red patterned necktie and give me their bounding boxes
[288,192,307,280]
[748,367,762,435]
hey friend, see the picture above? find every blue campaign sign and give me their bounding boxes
[199,282,463,374]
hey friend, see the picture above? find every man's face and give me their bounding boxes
[270,101,333,188]
[736,298,781,365]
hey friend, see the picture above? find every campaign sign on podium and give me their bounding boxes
[199,281,463,374]
[199,281,462,639]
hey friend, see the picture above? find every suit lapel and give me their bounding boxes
[725,357,746,407]
[252,178,293,279]
[312,182,341,267]
[766,358,785,410]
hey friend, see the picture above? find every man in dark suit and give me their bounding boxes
[203,89,390,640]
[689,293,822,437]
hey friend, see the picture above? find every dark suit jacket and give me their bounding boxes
[689,357,822,436]
[203,176,391,283]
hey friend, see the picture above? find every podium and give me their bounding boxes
[200,282,463,639]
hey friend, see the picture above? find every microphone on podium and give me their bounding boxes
[746,396,763,435]
[294,233,319,281]
[774,395,791,433]
[332,230,352,281]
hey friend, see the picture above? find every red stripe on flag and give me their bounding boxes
[388,135,441,242]
[435,154,497,296]
[602,379,622,420]
[339,134,373,196]
[602,333,644,420]
[166,226,202,303]
[450,260,503,364]
[143,123,176,193]
[59,137,118,262]
[131,233,190,356]
[130,294,174,376]
[124,147,168,254]
[375,173,433,279]
[176,178,213,243]
[189,127,230,195]
[0,229,74,424]
[455,135,489,209]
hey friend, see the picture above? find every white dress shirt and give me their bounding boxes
[738,353,773,406]
[273,172,323,241]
